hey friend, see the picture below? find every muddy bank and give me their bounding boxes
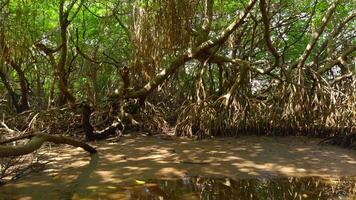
[0,135,355,199]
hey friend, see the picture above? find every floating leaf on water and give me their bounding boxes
[135,180,146,184]
[107,185,117,189]
[223,179,231,187]
[87,186,99,190]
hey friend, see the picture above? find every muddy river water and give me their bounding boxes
[0,135,355,199]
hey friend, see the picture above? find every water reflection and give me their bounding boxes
[124,176,355,200]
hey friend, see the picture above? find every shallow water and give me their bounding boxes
[69,176,356,200]
[1,135,355,199]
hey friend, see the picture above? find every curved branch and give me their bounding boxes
[0,133,97,157]
[296,0,340,70]
[0,136,45,157]
[259,0,280,66]
[318,45,356,74]
[313,12,356,65]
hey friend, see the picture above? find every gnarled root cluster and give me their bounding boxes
[175,81,355,144]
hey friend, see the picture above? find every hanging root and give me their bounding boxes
[174,80,355,142]
[175,99,221,139]
[137,101,169,135]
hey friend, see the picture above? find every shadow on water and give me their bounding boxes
[120,176,356,200]
[1,136,355,199]
[61,153,99,199]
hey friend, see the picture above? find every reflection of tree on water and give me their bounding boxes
[128,176,356,200]
[61,154,99,199]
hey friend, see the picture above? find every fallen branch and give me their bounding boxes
[0,133,97,157]
[0,133,35,145]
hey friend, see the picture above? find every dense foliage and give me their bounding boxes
[0,0,355,138]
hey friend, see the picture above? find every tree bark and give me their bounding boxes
[0,133,97,157]
[296,0,340,78]
[259,0,280,67]
[57,1,76,105]
[0,67,20,112]
[0,31,29,113]
[81,103,123,141]
[8,60,29,112]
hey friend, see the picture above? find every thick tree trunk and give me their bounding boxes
[0,136,45,157]
[259,0,280,67]
[36,1,78,107]
[0,31,29,113]
[0,67,20,112]
[81,103,123,141]
[9,61,29,113]
[57,3,76,106]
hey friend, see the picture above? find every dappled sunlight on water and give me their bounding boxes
[1,135,355,199]
[127,176,355,200]
[72,176,356,200]
[6,176,353,199]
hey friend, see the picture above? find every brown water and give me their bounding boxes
[1,175,355,199]
[1,135,355,199]
[67,176,356,200]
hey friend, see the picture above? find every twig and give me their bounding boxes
[0,122,17,134]
[23,113,39,133]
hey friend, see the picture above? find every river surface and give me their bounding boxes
[0,135,355,199]
[68,176,356,200]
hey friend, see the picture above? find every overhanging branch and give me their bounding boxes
[0,133,97,157]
